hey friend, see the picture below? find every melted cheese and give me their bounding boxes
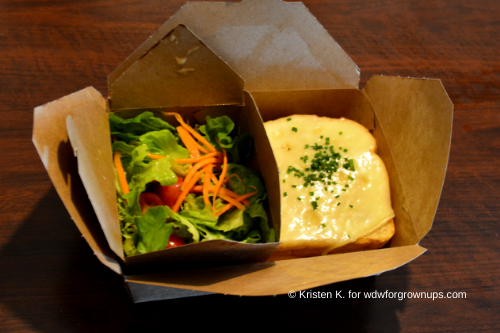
[264,115,395,254]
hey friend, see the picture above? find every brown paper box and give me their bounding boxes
[32,0,453,302]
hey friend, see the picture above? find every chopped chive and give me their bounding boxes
[349,159,355,171]
[287,117,292,121]
[349,205,353,208]
[344,149,348,152]
[339,132,343,135]
[283,179,286,183]
[297,197,302,201]
[348,176,354,181]
[335,195,340,198]
[320,135,324,139]
[284,192,287,197]
[321,223,326,228]
[312,201,318,210]
[292,127,298,132]
[345,184,349,188]
[309,192,314,196]
[337,202,341,206]
[342,189,347,192]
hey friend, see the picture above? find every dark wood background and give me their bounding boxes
[1,0,498,331]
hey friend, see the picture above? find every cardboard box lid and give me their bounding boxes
[109,25,244,111]
[110,0,360,92]
[364,76,453,241]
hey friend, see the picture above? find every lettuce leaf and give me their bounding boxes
[225,163,267,204]
[110,112,177,143]
[135,206,173,254]
[199,116,253,163]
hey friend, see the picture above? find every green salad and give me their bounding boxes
[110,111,275,257]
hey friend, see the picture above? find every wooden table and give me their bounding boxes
[1,0,498,331]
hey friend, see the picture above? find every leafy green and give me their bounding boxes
[199,116,253,163]
[135,206,173,254]
[110,112,177,143]
[110,112,274,256]
[225,163,267,204]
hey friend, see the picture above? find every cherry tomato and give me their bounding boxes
[166,234,186,248]
[139,192,164,215]
[155,177,183,209]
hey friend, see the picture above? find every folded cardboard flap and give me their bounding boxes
[125,245,427,297]
[66,100,124,260]
[364,76,453,241]
[32,87,122,273]
[109,25,244,111]
[110,0,360,92]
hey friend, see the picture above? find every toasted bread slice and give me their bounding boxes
[268,219,395,261]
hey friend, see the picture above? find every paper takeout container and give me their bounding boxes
[32,0,452,302]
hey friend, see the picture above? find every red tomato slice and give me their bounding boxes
[139,192,164,215]
[155,177,183,209]
[166,234,186,248]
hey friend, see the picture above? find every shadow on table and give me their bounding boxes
[0,188,409,332]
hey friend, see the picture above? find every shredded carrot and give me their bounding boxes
[212,149,228,214]
[164,112,217,152]
[217,193,245,210]
[183,157,219,187]
[114,152,130,194]
[191,185,250,207]
[215,191,257,216]
[223,173,245,186]
[176,152,222,164]
[177,126,200,158]
[214,203,234,216]
[203,165,212,206]
[193,141,211,154]
[172,166,209,213]
[148,153,166,160]
[210,173,220,185]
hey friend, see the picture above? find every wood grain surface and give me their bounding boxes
[1,0,499,332]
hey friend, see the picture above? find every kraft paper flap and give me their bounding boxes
[109,0,360,92]
[364,76,453,241]
[66,101,124,260]
[109,25,244,111]
[369,105,419,246]
[250,89,374,129]
[125,245,426,296]
[32,87,122,273]
[123,240,279,275]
